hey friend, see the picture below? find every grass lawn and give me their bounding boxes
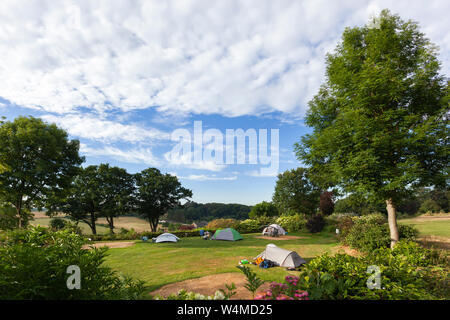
[103,231,342,292]
[399,215,450,238]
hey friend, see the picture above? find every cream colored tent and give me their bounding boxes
[262,224,286,236]
[255,244,306,268]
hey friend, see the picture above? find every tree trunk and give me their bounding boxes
[106,216,115,234]
[90,212,97,235]
[16,206,22,229]
[149,218,158,232]
[386,199,399,249]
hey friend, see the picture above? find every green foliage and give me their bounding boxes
[0,205,32,230]
[341,214,419,252]
[50,217,67,230]
[248,201,278,219]
[167,202,251,222]
[275,214,306,232]
[0,116,84,227]
[272,167,320,215]
[297,241,449,300]
[236,265,266,299]
[418,198,442,214]
[305,214,326,233]
[236,219,261,233]
[296,10,449,213]
[134,168,192,232]
[0,226,146,299]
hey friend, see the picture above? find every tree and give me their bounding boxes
[59,166,103,235]
[0,116,84,228]
[96,164,135,234]
[59,164,134,234]
[319,191,335,216]
[272,167,321,215]
[134,168,192,232]
[295,10,449,248]
[248,201,278,219]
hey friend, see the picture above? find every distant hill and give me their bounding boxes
[165,202,252,223]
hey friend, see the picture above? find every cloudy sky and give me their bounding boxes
[1,0,449,205]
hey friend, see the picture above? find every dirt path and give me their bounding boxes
[150,272,272,300]
[83,241,136,249]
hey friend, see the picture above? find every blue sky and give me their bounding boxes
[0,1,448,205]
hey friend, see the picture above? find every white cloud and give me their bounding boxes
[179,174,238,181]
[1,0,447,119]
[42,113,169,143]
[80,143,160,166]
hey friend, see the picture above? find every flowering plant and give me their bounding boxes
[254,275,309,300]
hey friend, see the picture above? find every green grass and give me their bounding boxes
[30,217,111,235]
[103,231,341,292]
[399,218,450,238]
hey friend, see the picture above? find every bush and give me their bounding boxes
[248,201,278,219]
[50,217,67,230]
[340,213,419,252]
[275,214,306,232]
[418,199,442,214]
[297,241,449,300]
[206,218,238,230]
[305,214,325,233]
[236,219,261,233]
[255,276,309,300]
[0,206,32,230]
[0,226,146,299]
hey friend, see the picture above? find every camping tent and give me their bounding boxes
[154,233,180,243]
[262,224,286,237]
[255,244,306,268]
[211,228,243,241]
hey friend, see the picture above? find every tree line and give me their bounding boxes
[0,116,192,234]
[166,202,251,223]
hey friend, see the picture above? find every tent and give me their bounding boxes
[262,224,286,237]
[254,244,306,268]
[211,228,243,241]
[154,233,180,243]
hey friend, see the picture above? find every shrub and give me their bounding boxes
[297,241,449,300]
[418,199,442,214]
[236,219,261,233]
[305,214,325,233]
[340,213,419,252]
[0,226,146,299]
[0,206,32,230]
[206,218,238,230]
[50,217,67,230]
[255,276,309,300]
[248,201,278,219]
[275,214,306,232]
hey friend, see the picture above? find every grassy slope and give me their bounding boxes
[104,231,341,291]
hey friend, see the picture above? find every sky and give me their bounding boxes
[0,0,449,205]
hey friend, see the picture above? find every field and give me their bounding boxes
[102,231,349,298]
[30,213,152,235]
[99,214,450,298]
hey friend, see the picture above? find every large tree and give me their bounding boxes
[134,168,192,232]
[0,116,84,228]
[295,10,449,248]
[272,167,321,215]
[59,164,135,234]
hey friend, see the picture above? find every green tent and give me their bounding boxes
[211,228,243,241]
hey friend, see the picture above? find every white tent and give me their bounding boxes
[262,224,286,236]
[154,233,180,243]
[255,244,306,268]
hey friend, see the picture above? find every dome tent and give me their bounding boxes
[262,224,286,236]
[154,233,180,243]
[211,228,243,241]
[254,244,306,268]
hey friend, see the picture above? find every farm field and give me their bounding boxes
[30,214,152,235]
[399,214,450,238]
